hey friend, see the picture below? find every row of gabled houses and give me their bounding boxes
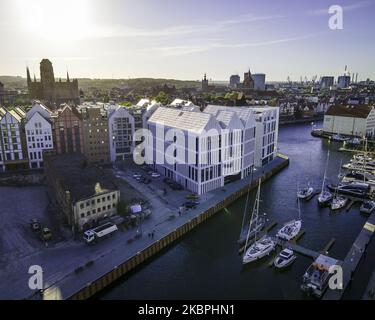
[0,99,161,172]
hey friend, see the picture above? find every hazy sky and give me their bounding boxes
[0,0,374,81]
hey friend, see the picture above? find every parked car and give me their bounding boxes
[183,200,200,208]
[133,174,142,179]
[151,172,160,178]
[186,193,200,200]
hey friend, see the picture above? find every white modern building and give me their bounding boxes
[108,106,135,161]
[251,106,279,167]
[147,105,258,194]
[25,102,53,169]
[0,106,28,171]
[252,74,266,91]
[323,104,375,137]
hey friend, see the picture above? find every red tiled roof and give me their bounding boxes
[326,104,373,119]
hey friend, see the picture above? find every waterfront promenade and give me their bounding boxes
[0,155,288,300]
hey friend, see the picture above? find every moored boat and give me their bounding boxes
[331,195,348,210]
[360,200,375,214]
[297,186,314,199]
[243,235,275,264]
[301,254,339,298]
[274,248,297,269]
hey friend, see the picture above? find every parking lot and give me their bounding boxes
[112,161,214,214]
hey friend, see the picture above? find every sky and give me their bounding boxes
[0,0,374,81]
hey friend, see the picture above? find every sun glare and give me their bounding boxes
[16,0,91,42]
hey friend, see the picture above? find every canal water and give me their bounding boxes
[101,122,375,299]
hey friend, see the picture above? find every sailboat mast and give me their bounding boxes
[321,150,330,191]
[244,179,261,251]
[240,179,253,236]
[254,180,261,242]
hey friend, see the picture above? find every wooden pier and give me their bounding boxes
[321,238,336,254]
[323,213,375,300]
[274,235,337,260]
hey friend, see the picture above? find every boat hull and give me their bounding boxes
[276,220,302,241]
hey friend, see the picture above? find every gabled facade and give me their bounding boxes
[108,106,135,162]
[25,102,53,169]
[52,105,84,155]
[0,107,28,171]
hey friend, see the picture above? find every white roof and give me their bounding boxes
[204,105,255,125]
[170,99,194,107]
[148,107,213,134]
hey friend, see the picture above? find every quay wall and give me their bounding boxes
[68,155,289,300]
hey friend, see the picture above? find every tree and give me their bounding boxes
[154,91,170,105]
[119,101,132,107]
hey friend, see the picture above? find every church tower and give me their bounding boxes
[40,59,55,102]
[202,73,209,92]
[26,67,32,87]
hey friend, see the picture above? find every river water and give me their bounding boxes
[101,122,375,300]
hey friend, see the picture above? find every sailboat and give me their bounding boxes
[238,179,266,246]
[318,150,333,206]
[331,160,348,211]
[276,196,302,241]
[297,183,314,200]
[297,153,314,199]
[242,179,275,265]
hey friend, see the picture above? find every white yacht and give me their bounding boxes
[360,200,375,214]
[318,191,333,206]
[297,186,314,199]
[318,150,333,206]
[242,180,275,265]
[331,195,348,211]
[243,235,275,264]
[276,219,302,241]
[274,248,297,269]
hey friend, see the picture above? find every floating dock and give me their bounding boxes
[274,235,337,261]
[323,213,375,300]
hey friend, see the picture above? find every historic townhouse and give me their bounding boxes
[0,107,28,171]
[25,102,54,169]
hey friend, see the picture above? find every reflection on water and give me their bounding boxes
[101,122,375,300]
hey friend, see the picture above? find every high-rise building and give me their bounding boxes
[252,74,266,91]
[320,76,334,89]
[337,75,351,89]
[27,59,80,107]
[229,75,240,88]
[52,105,84,155]
[80,105,110,164]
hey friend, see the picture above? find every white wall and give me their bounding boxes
[25,112,53,169]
